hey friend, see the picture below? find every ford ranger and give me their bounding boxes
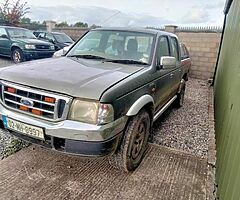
[0,28,187,172]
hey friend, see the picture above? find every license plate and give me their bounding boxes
[2,116,44,140]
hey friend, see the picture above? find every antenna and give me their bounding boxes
[100,11,121,26]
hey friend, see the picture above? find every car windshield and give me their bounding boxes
[7,28,36,39]
[67,30,155,65]
[54,33,73,43]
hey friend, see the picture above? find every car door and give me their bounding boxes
[168,36,182,97]
[153,35,175,112]
[0,28,11,56]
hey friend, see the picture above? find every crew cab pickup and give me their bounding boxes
[0,28,188,172]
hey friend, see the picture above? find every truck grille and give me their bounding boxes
[35,44,50,50]
[0,81,72,121]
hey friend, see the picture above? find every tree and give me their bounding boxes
[0,0,30,25]
[56,21,69,27]
[73,21,88,28]
[20,17,31,24]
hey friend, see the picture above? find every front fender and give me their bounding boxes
[11,43,24,50]
[126,94,154,116]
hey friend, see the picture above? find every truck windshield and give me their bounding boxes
[7,28,36,39]
[67,30,155,65]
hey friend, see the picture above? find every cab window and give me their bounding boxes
[157,36,170,62]
[170,37,179,60]
[45,33,55,41]
[38,32,45,39]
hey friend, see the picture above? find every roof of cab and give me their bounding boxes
[92,27,177,37]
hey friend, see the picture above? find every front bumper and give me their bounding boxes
[0,103,128,157]
[23,50,55,60]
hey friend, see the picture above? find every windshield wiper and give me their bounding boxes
[104,59,148,65]
[67,54,107,60]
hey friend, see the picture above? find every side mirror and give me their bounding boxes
[160,56,176,69]
[49,39,55,43]
[0,34,9,39]
[62,46,71,55]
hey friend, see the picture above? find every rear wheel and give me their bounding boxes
[11,48,25,63]
[108,109,151,172]
[175,79,186,107]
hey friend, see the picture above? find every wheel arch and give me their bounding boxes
[126,94,154,118]
[11,45,22,52]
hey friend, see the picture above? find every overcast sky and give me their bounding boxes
[26,0,226,27]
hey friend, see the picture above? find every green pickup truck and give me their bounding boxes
[0,28,188,172]
[0,26,55,63]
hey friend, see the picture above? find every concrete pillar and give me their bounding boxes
[46,21,56,32]
[164,25,178,33]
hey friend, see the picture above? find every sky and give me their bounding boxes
[26,0,226,27]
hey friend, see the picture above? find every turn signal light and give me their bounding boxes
[44,97,55,103]
[32,109,42,115]
[7,87,16,93]
[20,105,28,111]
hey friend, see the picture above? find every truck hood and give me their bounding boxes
[0,57,144,100]
[11,38,51,45]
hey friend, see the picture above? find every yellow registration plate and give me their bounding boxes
[3,116,44,140]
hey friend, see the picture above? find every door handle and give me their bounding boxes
[170,73,174,78]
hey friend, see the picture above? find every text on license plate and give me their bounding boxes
[3,116,44,140]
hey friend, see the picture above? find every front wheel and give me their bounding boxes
[108,109,151,172]
[11,48,25,63]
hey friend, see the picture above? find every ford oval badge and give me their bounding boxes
[20,98,34,107]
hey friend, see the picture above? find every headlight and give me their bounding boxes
[25,44,36,49]
[50,45,55,50]
[68,99,114,125]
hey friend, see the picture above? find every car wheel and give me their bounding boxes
[108,109,151,172]
[175,79,186,107]
[11,48,25,63]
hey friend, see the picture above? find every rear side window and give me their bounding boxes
[157,36,170,59]
[170,37,179,60]
[180,44,189,59]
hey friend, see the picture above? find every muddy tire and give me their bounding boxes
[11,48,25,63]
[175,79,186,108]
[108,109,151,172]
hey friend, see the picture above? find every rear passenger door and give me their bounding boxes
[168,36,182,96]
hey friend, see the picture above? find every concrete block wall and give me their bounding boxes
[176,31,221,80]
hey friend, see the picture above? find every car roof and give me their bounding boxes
[33,30,65,35]
[92,27,177,37]
[0,25,28,30]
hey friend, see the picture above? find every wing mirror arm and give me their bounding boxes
[156,59,163,70]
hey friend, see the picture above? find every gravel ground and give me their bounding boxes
[152,78,210,158]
